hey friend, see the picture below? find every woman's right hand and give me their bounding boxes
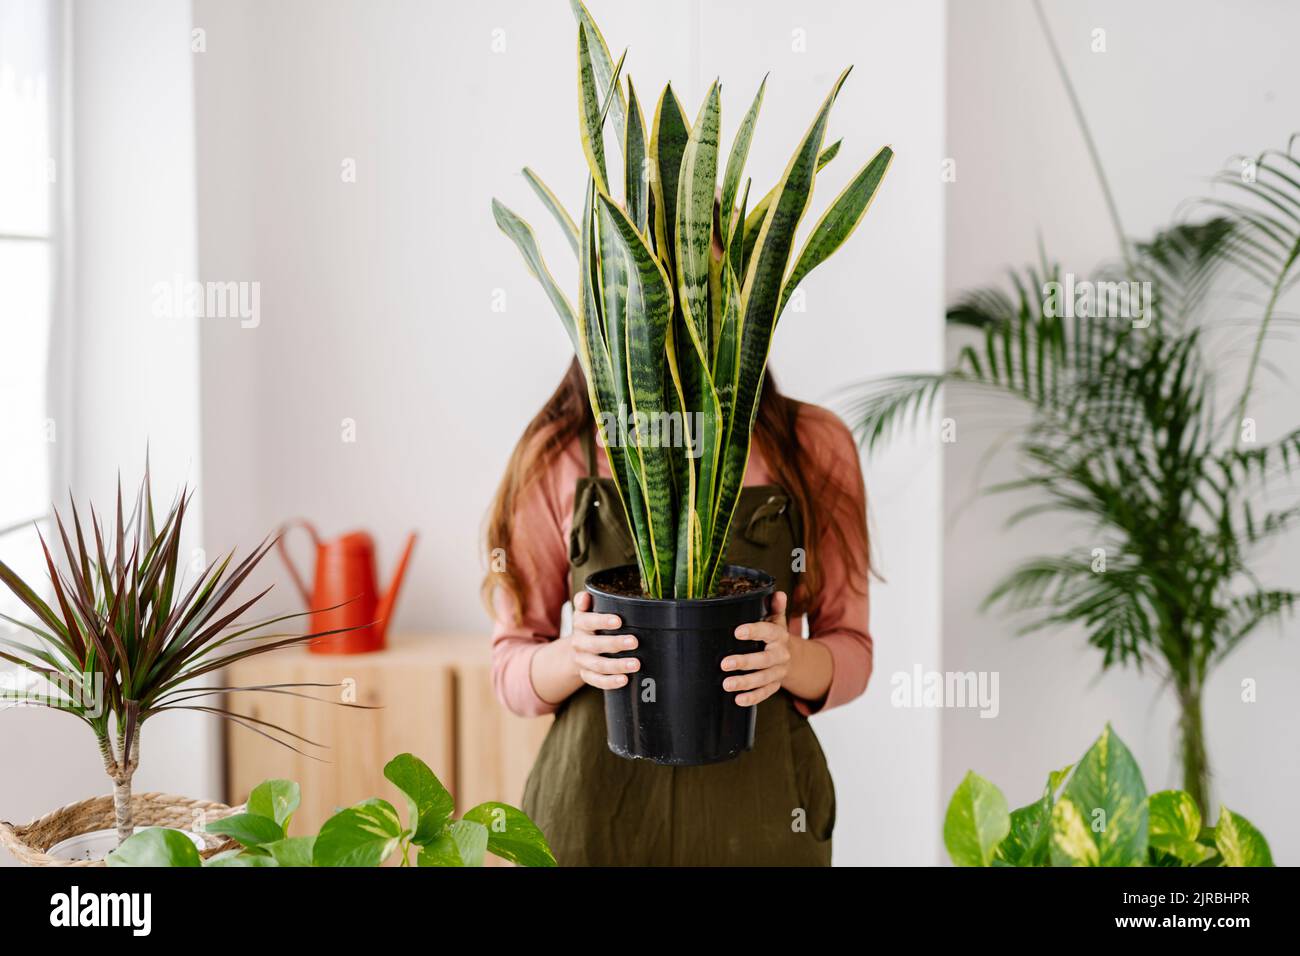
[570,591,639,689]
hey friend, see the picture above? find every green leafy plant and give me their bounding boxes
[106,753,556,867]
[945,725,1273,867]
[850,170,1300,816]
[493,0,892,597]
[0,462,359,846]
[846,7,1300,812]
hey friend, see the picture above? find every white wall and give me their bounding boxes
[701,0,947,868]
[192,0,946,864]
[1,0,210,863]
[944,0,1300,862]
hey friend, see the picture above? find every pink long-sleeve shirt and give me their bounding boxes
[490,402,874,719]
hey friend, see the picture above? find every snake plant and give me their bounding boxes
[493,0,892,598]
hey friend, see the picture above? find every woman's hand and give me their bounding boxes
[569,591,639,690]
[527,592,639,706]
[721,590,791,707]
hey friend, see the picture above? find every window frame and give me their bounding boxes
[0,0,71,551]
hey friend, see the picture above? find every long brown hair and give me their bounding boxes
[484,357,868,618]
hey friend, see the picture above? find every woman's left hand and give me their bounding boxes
[721,590,791,707]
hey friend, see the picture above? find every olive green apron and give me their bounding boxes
[521,433,836,866]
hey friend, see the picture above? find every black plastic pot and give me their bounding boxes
[586,564,775,766]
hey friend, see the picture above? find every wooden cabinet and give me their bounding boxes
[224,633,551,851]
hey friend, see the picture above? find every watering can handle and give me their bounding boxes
[275,519,322,607]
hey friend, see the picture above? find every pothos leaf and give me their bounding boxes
[311,799,404,867]
[383,752,454,845]
[463,802,557,867]
[943,770,1010,866]
[418,820,489,867]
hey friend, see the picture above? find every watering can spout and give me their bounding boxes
[375,532,418,641]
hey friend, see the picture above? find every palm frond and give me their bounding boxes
[839,373,950,453]
[1204,139,1300,426]
[984,554,1161,669]
[1218,589,1300,660]
[844,160,1300,691]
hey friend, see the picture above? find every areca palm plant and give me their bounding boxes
[846,142,1300,814]
[0,464,359,846]
[493,0,892,598]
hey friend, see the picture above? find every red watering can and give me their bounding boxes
[276,520,417,655]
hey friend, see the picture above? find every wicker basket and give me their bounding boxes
[0,792,243,867]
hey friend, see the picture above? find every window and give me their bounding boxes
[0,0,59,616]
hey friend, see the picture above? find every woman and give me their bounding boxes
[484,358,873,865]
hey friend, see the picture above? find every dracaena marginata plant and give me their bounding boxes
[945,725,1272,867]
[493,0,892,598]
[0,462,364,846]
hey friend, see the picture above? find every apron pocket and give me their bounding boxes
[742,494,791,546]
[785,704,837,844]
